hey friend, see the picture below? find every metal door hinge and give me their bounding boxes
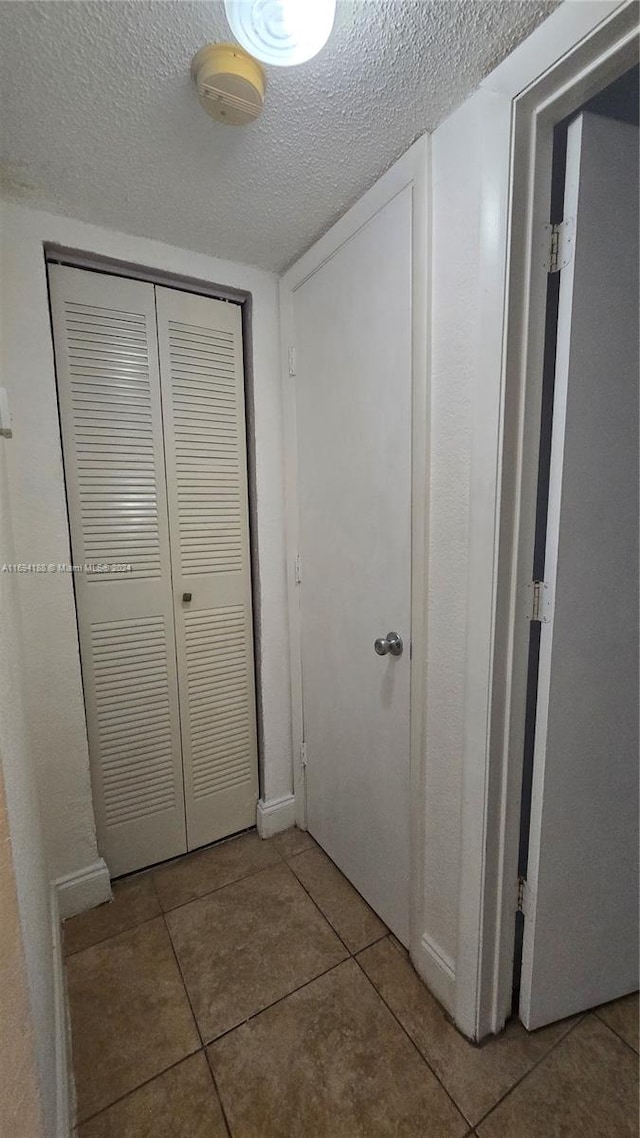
[517,876,527,915]
[527,580,552,623]
[300,741,307,768]
[294,553,302,585]
[288,346,297,377]
[544,218,574,274]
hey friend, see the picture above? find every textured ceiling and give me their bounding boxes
[0,0,558,272]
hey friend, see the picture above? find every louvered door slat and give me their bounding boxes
[50,266,187,876]
[155,287,258,850]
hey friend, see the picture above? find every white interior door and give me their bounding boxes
[520,113,639,1029]
[155,287,258,850]
[50,266,186,876]
[294,188,412,943]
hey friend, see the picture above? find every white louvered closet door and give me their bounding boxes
[155,287,258,849]
[50,266,187,876]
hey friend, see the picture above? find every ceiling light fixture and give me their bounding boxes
[224,0,336,67]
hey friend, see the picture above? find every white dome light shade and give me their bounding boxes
[224,0,336,67]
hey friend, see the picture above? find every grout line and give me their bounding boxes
[148,868,162,907]
[67,830,376,963]
[358,929,389,953]
[71,834,466,1133]
[64,836,288,959]
[352,950,469,1129]
[66,832,384,1136]
[66,834,352,1038]
[65,834,636,1136]
[78,954,439,1138]
[287,863,389,959]
[284,844,390,958]
[205,957,351,1049]
[72,901,234,1133]
[161,909,205,1049]
[158,850,353,1059]
[356,945,600,1132]
[75,1048,206,1129]
[159,912,235,1138]
[112,825,260,884]
[282,861,354,958]
[63,911,163,959]
[470,1013,587,1130]
[203,1052,233,1138]
[592,1008,640,1057]
[64,863,382,996]
[156,847,286,915]
[198,847,393,1054]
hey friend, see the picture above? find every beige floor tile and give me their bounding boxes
[63,874,160,956]
[477,1014,639,1138]
[153,830,280,911]
[270,826,317,860]
[76,1053,228,1138]
[166,863,347,1042]
[67,917,199,1123]
[288,845,387,953]
[594,990,639,1052]
[208,958,467,1138]
[357,937,578,1125]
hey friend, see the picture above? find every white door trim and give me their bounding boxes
[279,136,430,964]
[454,0,638,1040]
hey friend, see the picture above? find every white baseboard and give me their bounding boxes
[50,888,72,1137]
[414,933,456,1015]
[54,858,112,921]
[256,793,296,838]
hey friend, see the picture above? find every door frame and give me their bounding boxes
[44,248,267,824]
[454,0,639,1040]
[279,136,430,963]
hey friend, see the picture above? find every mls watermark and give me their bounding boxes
[1,563,133,574]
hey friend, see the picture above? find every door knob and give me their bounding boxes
[182,592,192,603]
[374,632,403,657]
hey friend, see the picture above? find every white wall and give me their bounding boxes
[425,85,513,1010]
[0,438,56,1133]
[423,98,476,974]
[425,76,515,978]
[0,755,46,1138]
[0,202,292,894]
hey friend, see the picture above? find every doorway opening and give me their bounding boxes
[512,63,639,1025]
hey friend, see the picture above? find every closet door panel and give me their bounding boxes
[49,266,187,876]
[155,287,258,849]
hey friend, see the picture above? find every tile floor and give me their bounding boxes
[64,827,640,1137]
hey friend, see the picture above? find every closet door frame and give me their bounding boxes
[46,251,263,866]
